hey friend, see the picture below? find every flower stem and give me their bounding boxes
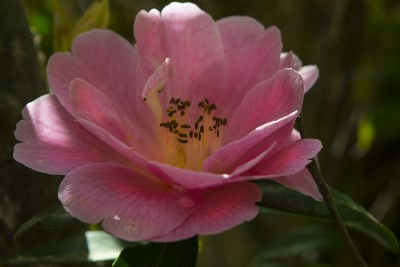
[296,113,368,267]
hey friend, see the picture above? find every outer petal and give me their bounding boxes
[133,8,165,70]
[252,139,322,176]
[216,17,282,116]
[279,52,319,93]
[224,68,304,143]
[274,168,322,200]
[279,52,302,70]
[299,65,319,93]
[149,182,261,242]
[135,2,225,106]
[14,95,124,175]
[47,30,154,136]
[59,163,195,241]
[202,111,298,175]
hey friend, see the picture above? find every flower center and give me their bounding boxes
[158,97,227,170]
[144,89,226,170]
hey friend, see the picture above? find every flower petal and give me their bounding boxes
[279,52,318,93]
[14,95,124,175]
[59,163,195,241]
[47,29,153,135]
[299,65,319,93]
[252,139,322,176]
[274,168,323,200]
[203,111,298,175]
[149,182,261,242]
[279,52,302,70]
[69,78,158,160]
[135,2,225,105]
[148,161,232,189]
[224,68,304,143]
[216,17,282,115]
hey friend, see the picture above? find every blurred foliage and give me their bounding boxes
[4,0,399,266]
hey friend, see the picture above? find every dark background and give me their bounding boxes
[1,0,400,266]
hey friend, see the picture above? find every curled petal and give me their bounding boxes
[252,138,322,176]
[224,68,304,143]
[204,111,298,175]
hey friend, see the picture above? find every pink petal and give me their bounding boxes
[14,95,124,175]
[69,78,158,160]
[279,52,319,93]
[279,52,302,70]
[229,143,276,176]
[274,168,323,200]
[135,2,225,105]
[203,111,298,174]
[59,163,195,241]
[133,8,165,70]
[47,30,154,135]
[142,58,175,99]
[299,65,319,93]
[148,161,232,189]
[149,182,261,242]
[223,68,304,144]
[216,17,282,116]
[252,139,322,176]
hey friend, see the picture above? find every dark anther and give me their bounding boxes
[178,133,188,138]
[194,132,198,138]
[181,124,191,129]
[177,138,188,144]
[189,131,193,138]
[200,125,204,133]
[195,122,199,130]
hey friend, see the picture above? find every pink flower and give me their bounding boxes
[14,2,322,242]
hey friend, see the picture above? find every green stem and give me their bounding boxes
[296,113,368,267]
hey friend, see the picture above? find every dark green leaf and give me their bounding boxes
[14,204,82,239]
[3,230,135,265]
[256,181,399,253]
[113,236,198,267]
[248,226,341,267]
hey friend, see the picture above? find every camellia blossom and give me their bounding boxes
[14,2,322,242]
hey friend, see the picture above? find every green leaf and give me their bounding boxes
[113,236,198,267]
[72,0,109,37]
[53,0,73,51]
[14,204,81,239]
[3,230,135,264]
[256,181,399,253]
[248,226,341,267]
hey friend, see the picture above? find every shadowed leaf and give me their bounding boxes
[113,236,198,267]
[256,181,399,253]
[14,204,81,239]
